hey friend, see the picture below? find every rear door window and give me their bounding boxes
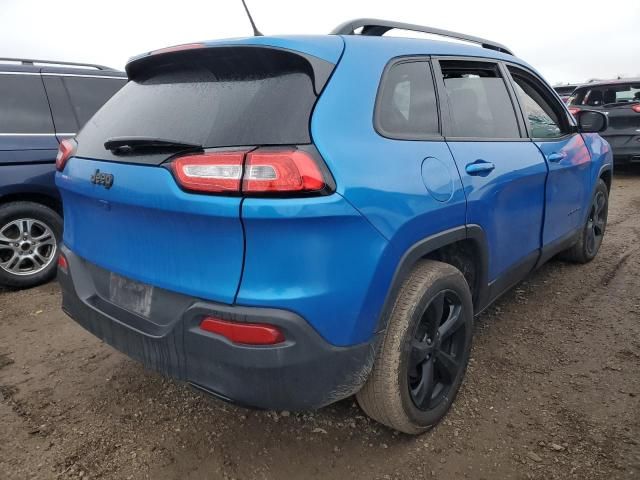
[438,60,521,139]
[43,75,125,133]
[375,60,440,138]
[42,76,77,133]
[0,73,54,133]
[62,77,126,127]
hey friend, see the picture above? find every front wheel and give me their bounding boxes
[356,260,473,434]
[561,179,609,264]
[0,201,62,289]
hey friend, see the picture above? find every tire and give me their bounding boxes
[357,260,473,434]
[0,201,62,289]
[561,179,609,264]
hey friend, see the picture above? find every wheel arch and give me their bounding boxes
[599,166,612,193]
[375,225,489,334]
[0,192,62,216]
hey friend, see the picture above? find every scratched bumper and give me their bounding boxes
[57,246,378,410]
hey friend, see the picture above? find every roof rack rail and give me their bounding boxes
[0,57,114,70]
[331,18,514,56]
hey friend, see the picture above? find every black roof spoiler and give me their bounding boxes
[331,18,514,56]
[126,45,335,96]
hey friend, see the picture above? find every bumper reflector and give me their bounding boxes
[200,317,285,345]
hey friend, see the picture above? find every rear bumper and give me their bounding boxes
[601,134,640,164]
[612,153,640,165]
[58,246,378,410]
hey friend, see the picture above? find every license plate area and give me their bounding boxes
[109,272,154,318]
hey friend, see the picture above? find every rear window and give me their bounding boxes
[76,48,320,161]
[0,74,54,134]
[569,83,640,106]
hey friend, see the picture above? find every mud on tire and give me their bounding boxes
[356,259,473,434]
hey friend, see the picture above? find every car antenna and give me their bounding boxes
[240,0,263,36]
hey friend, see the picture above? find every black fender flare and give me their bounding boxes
[579,163,612,224]
[374,224,489,334]
[597,163,612,190]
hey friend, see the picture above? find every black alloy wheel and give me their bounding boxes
[407,290,467,411]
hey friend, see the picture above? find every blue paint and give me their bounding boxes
[447,141,548,281]
[534,134,592,245]
[421,157,454,202]
[58,33,613,348]
[58,158,245,304]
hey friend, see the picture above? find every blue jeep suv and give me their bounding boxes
[56,20,613,434]
[0,58,125,288]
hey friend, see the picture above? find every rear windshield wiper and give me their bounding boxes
[104,137,202,155]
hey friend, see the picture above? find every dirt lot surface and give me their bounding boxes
[1,172,639,480]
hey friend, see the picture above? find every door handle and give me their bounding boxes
[546,152,566,162]
[466,160,495,175]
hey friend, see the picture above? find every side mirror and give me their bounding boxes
[575,110,608,133]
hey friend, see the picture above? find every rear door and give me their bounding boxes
[506,65,591,250]
[435,59,547,288]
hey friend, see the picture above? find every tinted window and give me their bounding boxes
[376,61,439,138]
[0,74,54,133]
[569,83,640,106]
[440,61,520,139]
[76,48,319,164]
[509,68,567,139]
[42,76,78,133]
[63,77,126,127]
[554,85,576,96]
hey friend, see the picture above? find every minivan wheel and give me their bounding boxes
[561,179,609,264]
[356,260,473,434]
[0,202,62,289]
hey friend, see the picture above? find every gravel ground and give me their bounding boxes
[1,172,639,480]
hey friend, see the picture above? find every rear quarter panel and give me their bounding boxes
[304,37,470,345]
[237,194,391,346]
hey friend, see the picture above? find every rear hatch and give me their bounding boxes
[600,103,640,150]
[56,40,341,304]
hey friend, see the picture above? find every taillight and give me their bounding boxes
[200,317,285,345]
[632,104,640,113]
[243,150,325,193]
[150,43,205,56]
[568,107,581,116]
[172,151,246,193]
[57,253,68,273]
[171,149,328,195]
[56,139,76,172]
